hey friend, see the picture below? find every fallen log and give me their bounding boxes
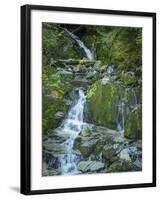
[51,59,101,68]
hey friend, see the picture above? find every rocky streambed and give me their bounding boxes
[42,58,142,176]
[43,124,142,176]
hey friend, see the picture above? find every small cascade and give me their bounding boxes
[62,89,86,132]
[117,97,125,134]
[116,84,125,134]
[130,89,137,111]
[59,88,86,175]
[64,28,94,60]
[107,65,115,74]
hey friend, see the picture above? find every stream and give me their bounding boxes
[59,89,86,174]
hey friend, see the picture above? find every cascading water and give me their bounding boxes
[64,28,94,60]
[62,89,86,133]
[130,88,137,111]
[58,89,86,175]
[117,97,125,134]
[116,83,125,134]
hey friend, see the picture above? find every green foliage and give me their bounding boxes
[42,65,74,134]
[82,25,142,68]
[42,23,81,64]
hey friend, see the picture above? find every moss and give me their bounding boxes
[124,105,142,139]
[86,83,97,99]
[120,72,137,86]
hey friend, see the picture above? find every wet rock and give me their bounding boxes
[78,160,105,172]
[63,99,72,106]
[119,148,131,161]
[74,137,97,158]
[101,76,110,85]
[133,158,142,170]
[100,65,108,73]
[102,144,118,162]
[93,60,101,71]
[43,139,67,154]
[42,162,49,176]
[86,70,98,79]
[79,127,92,137]
[54,111,65,119]
[56,70,73,75]
[48,168,61,176]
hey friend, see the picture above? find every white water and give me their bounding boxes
[117,99,125,134]
[59,89,86,175]
[64,28,94,60]
[63,89,86,132]
[116,83,125,134]
[130,89,137,111]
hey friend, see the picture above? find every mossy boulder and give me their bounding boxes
[120,71,137,86]
[87,80,119,129]
[124,87,142,109]
[124,104,142,139]
[102,144,117,163]
[42,96,69,134]
[74,135,98,158]
[108,160,132,172]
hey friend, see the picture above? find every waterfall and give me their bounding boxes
[62,89,86,133]
[64,28,94,60]
[130,89,137,111]
[117,98,125,134]
[59,88,86,175]
[116,84,125,134]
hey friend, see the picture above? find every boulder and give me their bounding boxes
[102,144,117,162]
[119,148,131,161]
[74,136,97,158]
[79,127,92,137]
[78,160,105,172]
[108,160,132,172]
[120,71,137,86]
[43,139,67,154]
[87,80,119,129]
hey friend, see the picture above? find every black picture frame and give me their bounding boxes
[21,4,156,195]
